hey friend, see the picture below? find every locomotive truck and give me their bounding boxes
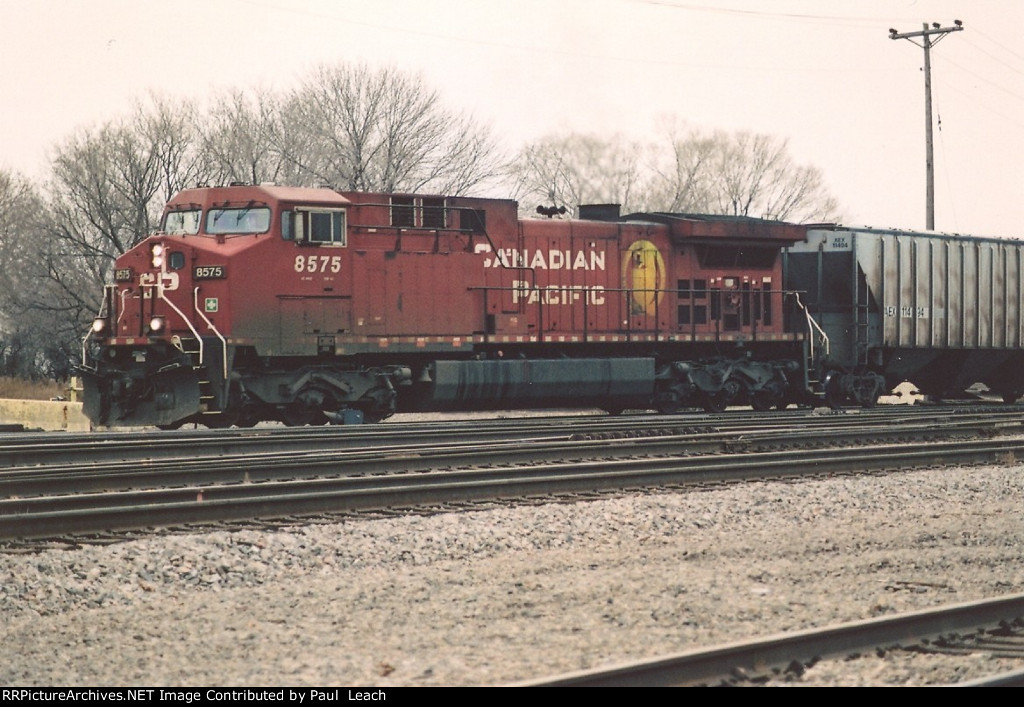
[78,183,1024,428]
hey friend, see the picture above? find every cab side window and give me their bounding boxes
[283,209,347,245]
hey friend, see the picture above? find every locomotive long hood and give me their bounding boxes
[624,212,808,245]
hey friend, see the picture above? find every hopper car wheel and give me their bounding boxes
[853,375,883,408]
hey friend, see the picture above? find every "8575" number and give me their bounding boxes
[294,255,341,274]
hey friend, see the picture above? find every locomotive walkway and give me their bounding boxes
[2,406,1024,545]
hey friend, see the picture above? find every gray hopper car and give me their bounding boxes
[786,226,1024,404]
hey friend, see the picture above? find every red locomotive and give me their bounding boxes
[79,183,819,428]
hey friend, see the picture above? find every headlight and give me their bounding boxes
[148,316,166,334]
[151,243,165,268]
[91,317,110,336]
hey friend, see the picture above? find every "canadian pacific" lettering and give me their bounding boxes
[511,280,606,306]
[484,248,606,271]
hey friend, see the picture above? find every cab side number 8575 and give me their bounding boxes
[294,255,341,274]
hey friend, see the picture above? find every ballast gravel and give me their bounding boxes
[2,463,1024,686]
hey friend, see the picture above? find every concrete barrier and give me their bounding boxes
[0,398,91,432]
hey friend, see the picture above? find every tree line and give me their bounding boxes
[0,63,840,380]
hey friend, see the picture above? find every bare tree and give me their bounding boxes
[646,120,717,213]
[138,93,210,200]
[203,89,298,186]
[48,95,204,264]
[277,64,503,193]
[509,133,647,216]
[509,123,841,223]
[26,96,207,370]
[707,131,839,222]
[0,170,40,299]
[0,169,77,378]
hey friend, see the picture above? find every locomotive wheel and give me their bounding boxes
[752,380,786,412]
[358,405,389,424]
[824,375,845,410]
[281,404,328,427]
[654,384,685,414]
[655,398,681,415]
[203,412,238,429]
[701,392,727,413]
[702,378,743,413]
[281,385,333,426]
[235,413,260,428]
[157,418,188,431]
[355,386,397,424]
[200,408,261,428]
[751,390,777,412]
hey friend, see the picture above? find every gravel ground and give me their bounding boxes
[2,462,1024,687]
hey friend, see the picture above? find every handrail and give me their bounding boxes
[80,285,117,372]
[117,288,129,332]
[79,331,96,373]
[192,286,229,381]
[157,285,205,365]
[792,291,830,358]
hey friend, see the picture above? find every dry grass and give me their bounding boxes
[0,377,67,401]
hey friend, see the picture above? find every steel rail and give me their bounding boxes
[519,593,1024,686]
[955,667,1024,687]
[1,407,1019,475]
[0,412,1018,499]
[2,435,1024,541]
[0,405,1017,468]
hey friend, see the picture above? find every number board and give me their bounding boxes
[194,265,227,280]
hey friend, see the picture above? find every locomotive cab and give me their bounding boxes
[80,185,360,427]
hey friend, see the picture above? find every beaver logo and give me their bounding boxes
[621,240,666,316]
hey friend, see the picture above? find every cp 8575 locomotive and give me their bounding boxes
[78,183,1024,428]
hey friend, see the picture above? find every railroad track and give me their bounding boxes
[0,405,1019,467]
[2,408,1018,498]
[521,593,1024,686]
[3,409,1024,543]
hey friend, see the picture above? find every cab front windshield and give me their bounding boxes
[206,207,272,235]
[163,209,201,235]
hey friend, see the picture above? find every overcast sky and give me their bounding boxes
[1,0,1020,236]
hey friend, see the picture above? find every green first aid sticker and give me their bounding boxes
[205,298,219,313]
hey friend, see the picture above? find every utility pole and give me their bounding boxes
[889,20,963,231]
